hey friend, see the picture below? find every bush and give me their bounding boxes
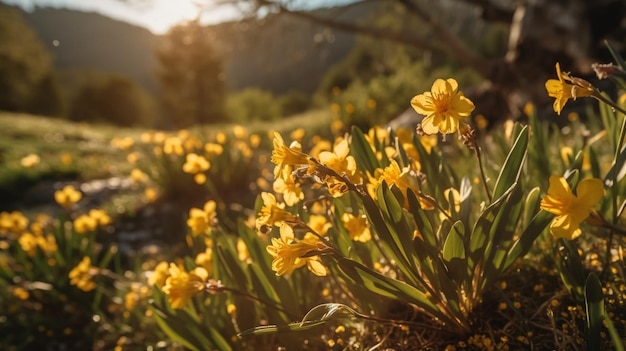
[226,88,282,123]
[69,75,156,127]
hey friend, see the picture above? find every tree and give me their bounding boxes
[156,19,226,129]
[0,4,63,115]
[193,0,626,121]
[69,74,156,127]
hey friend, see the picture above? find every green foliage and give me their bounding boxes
[226,88,282,123]
[157,20,226,128]
[69,74,156,127]
[0,4,63,116]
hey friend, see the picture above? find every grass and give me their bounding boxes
[0,109,333,211]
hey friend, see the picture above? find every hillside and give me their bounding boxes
[18,4,364,95]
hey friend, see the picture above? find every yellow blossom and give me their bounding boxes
[12,286,29,300]
[256,192,298,230]
[89,209,111,227]
[20,153,40,168]
[163,137,184,156]
[411,78,475,135]
[540,176,604,239]
[74,214,98,234]
[545,63,593,115]
[204,143,224,156]
[195,248,214,275]
[379,160,433,209]
[341,213,371,242]
[130,168,149,183]
[54,185,82,207]
[318,138,362,197]
[18,233,38,256]
[237,238,251,262]
[273,166,304,206]
[0,211,29,234]
[186,200,217,236]
[69,256,98,292]
[182,153,210,174]
[148,261,170,288]
[266,223,328,276]
[162,264,209,309]
[307,214,332,236]
[271,132,312,178]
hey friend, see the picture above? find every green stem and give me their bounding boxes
[474,143,493,203]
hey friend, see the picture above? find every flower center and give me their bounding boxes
[432,93,451,113]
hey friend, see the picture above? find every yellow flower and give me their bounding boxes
[256,192,298,230]
[0,211,29,234]
[271,132,312,178]
[319,138,362,197]
[545,63,593,115]
[148,261,170,288]
[194,248,213,275]
[18,233,38,256]
[273,166,304,206]
[69,256,98,292]
[130,168,149,183]
[20,154,40,168]
[54,185,82,207]
[12,286,30,300]
[540,176,604,239]
[163,137,184,156]
[89,209,111,227]
[74,214,97,234]
[186,200,217,236]
[307,214,332,236]
[341,212,371,243]
[379,160,433,209]
[182,153,210,174]
[266,224,328,276]
[411,78,475,135]
[162,264,208,309]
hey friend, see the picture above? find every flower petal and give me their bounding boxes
[410,93,433,115]
[575,178,604,206]
[550,214,582,240]
[420,115,440,135]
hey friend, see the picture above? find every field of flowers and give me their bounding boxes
[1,57,626,350]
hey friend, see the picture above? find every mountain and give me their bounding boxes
[17,4,364,96]
[23,7,159,93]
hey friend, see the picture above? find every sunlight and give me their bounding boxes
[138,0,202,34]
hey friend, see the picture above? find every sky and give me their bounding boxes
[2,0,358,34]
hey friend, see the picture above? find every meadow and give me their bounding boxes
[1,61,626,351]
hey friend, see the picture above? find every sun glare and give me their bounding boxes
[139,0,203,34]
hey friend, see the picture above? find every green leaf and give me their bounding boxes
[503,210,552,271]
[334,257,463,329]
[493,125,528,199]
[555,239,586,302]
[604,143,626,186]
[584,273,604,351]
[350,125,380,175]
[442,221,468,286]
[239,303,359,337]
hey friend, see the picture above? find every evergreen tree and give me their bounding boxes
[156,20,226,128]
[0,4,63,115]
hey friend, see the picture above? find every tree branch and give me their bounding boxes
[396,0,496,78]
[258,0,445,53]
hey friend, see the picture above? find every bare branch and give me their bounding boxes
[396,0,495,78]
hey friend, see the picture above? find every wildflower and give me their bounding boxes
[89,209,111,227]
[271,132,312,178]
[54,185,82,207]
[186,200,217,236]
[163,137,184,156]
[266,223,328,276]
[319,138,362,197]
[0,211,29,234]
[194,248,213,275]
[545,63,593,115]
[256,192,298,230]
[273,166,304,206]
[411,78,475,135]
[73,214,97,234]
[69,256,98,292]
[20,154,40,168]
[540,175,604,239]
[18,233,38,256]
[341,213,371,242]
[204,142,224,156]
[307,214,332,236]
[162,264,209,309]
[182,153,210,174]
[148,261,170,288]
[130,168,149,183]
[379,160,433,209]
[237,238,251,262]
[12,286,29,300]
